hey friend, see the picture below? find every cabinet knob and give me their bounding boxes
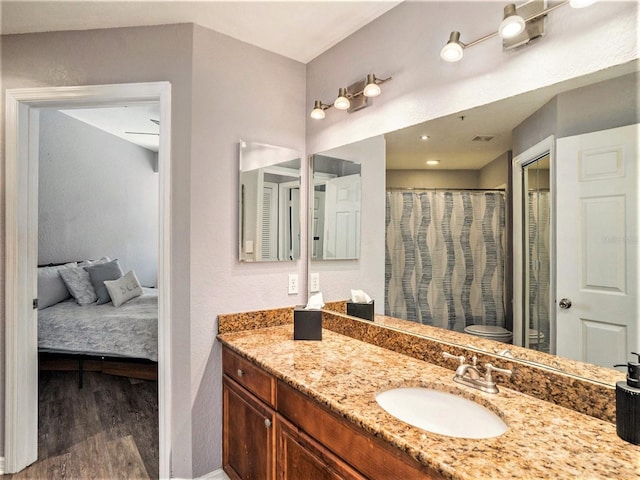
[237,369,244,377]
[264,419,272,429]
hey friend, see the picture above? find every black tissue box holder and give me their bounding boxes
[346,301,375,321]
[294,306,322,340]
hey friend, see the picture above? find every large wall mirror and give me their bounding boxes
[239,140,301,262]
[310,154,362,260]
[313,60,639,382]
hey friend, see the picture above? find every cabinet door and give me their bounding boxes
[223,377,275,480]
[276,415,366,480]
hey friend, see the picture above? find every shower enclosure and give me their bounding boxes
[385,189,506,332]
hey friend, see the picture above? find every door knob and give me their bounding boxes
[559,298,572,309]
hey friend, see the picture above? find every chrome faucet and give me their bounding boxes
[443,352,512,394]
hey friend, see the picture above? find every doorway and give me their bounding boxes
[4,83,172,477]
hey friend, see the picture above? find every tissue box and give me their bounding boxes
[294,306,322,340]
[347,301,375,321]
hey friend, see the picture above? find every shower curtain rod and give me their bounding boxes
[386,187,506,192]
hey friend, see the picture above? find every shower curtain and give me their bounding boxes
[385,190,506,332]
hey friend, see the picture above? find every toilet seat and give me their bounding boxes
[464,324,513,343]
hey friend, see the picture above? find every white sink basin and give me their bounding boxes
[375,387,508,439]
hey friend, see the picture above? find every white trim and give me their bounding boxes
[512,135,556,351]
[0,456,5,474]
[196,468,231,480]
[4,82,172,478]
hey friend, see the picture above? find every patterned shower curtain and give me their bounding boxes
[528,191,551,349]
[385,191,506,332]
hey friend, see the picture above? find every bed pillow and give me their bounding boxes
[78,256,111,267]
[59,266,99,305]
[86,259,124,305]
[37,262,77,310]
[104,270,143,307]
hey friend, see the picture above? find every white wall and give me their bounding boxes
[306,0,638,304]
[38,109,159,286]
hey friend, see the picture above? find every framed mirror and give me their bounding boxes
[310,153,362,260]
[311,60,639,382]
[239,140,301,262]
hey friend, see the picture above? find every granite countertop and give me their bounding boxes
[218,325,640,480]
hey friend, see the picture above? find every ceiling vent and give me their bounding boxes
[472,135,496,142]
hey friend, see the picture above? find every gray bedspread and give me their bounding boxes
[38,287,158,361]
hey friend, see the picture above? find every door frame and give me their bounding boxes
[4,82,172,477]
[512,135,556,351]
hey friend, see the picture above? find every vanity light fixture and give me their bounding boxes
[499,4,526,39]
[363,74,382,97]
[426,160,440,166]
[334,88,351,110]
[310,73,391,119]
[440,0,597,63]
[310,100,331,119]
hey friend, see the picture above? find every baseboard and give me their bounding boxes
[196,468,229,480]
[0,456,5,475]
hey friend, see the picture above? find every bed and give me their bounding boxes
[37,260,158,386]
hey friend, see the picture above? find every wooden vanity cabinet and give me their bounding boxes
[223,348,276,480]
[222,346,443,480]
[276,415,366,480]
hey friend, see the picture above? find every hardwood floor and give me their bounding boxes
[3,371,158,479]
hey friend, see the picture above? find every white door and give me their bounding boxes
[323,174,361,259]
[556,124,639,367]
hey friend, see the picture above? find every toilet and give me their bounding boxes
[528,328,546,346]
[464,324,513,344]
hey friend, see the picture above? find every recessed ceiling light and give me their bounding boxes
[420,135,430,141]
[426,160,440,166]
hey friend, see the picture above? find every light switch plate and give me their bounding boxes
[288,274,299,295]
[310,273,320,293]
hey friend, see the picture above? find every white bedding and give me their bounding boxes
[38,287,158,361]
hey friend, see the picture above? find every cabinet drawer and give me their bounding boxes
[223,347,276,407]
[277,381,443,480]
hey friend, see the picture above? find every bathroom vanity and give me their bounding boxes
[218,323,640,480]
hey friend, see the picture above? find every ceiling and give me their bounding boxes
[1,0,402,64]
[60,104,161,152]
[385,60,639,170]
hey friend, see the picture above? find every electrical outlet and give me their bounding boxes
[310,273,320,293]
[288,274,299,295]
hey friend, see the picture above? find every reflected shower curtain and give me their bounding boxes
[528,191,551,349]
[385,191,506,332]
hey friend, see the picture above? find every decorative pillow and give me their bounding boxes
[104,270,143,307]
[78,256,111,267]
[59,266,98,305]
[37,262,77,310]
[86,259,124,305]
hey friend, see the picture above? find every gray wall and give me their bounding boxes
[513,72,639,156]
[1,23,306,477]
[38,109,159,287]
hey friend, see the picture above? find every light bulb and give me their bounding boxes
[440,31,464,62]
[363,74,381,97]
[426,160,440,166]
[310,108,325,120]
[334,88,350,110]
[499,4,525,39]
[310,100,326,119]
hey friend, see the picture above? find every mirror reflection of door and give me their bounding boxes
[556,124,639,368]
[523,154,551,353]
[323,174,361,259]
[311,155,362,260]
[238,141,301,262]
